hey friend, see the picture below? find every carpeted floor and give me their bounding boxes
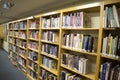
[0,49,28,80]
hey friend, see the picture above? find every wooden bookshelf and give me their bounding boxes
[6,1,120,80]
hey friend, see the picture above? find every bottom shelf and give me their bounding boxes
[61,64,95,80]
[27,74,35,80]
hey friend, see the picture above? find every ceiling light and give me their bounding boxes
[3,2,14,9]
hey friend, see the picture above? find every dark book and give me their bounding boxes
[61,71,66,80]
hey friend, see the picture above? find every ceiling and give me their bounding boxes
[0,0,102,24]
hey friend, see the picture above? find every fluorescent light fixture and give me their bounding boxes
[3,2,14,9]
[27,16,34,19]
[43,12,57,16]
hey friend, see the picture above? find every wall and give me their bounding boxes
[0,24,9,52]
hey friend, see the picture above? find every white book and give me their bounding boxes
[113,5,120,27]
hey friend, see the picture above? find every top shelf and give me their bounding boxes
[62,28,99,30]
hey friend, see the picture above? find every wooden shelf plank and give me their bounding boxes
[41,52,58,60]
[62,28,99,30]
[28,57,39,64]
[40,65,58,76]
[61,64,95,80]
[28,47,39,53]
[41,28,60,30]
[101,54,120,61]
[41,40,59,45]
[62,46,97,56]
[28,38,39,41]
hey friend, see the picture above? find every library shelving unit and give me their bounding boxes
[99,0,120,80]
[13,20,28,75]
[8,23,14,63]
[39,11,61,80]
[60,2,102,80]
[27,17,40,80]
[6,0,120,80]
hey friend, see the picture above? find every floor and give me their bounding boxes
[0,49,28,80]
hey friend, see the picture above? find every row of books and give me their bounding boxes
[62,12,91,28]
[29,19,39,29]
[28,41,38,51]
[28,60,38,71]
[40,68,57,80]
[9,31,13,36]
[14,31,18,37]
[41,43,58,58]
[61,71,84,80]
[42,56,57,70]
[18,49,26,56]
[41,31,59,43]
[13,45,18,53]
[19,31,26,39]
[14,21,27,29]
[29,31,39,40]
[19,40,26,48]
[9,23,13,30]
[18,57,26,67]
[61,53,88,74]
[103,5,120,28]
[9,37,12,43]
[28,51,38,61]
[13,53,18,62]
[18,64,27,73]
[100,62,120,80]
[28,69,38,80]
[9,44,13,50]
[102,34,120,58]
[13,38,19,45]
[62,33,98,52]
[42,16,60,28]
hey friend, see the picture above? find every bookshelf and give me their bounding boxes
[99,0,120,80]
[6,0,120,80]
[39,11,61,80]
[27,17,40,80]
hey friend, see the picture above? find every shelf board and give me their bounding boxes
[19,29,27,30]
[103,28,120,30]
[28,38,39,41]
[62,27,99,30]
[27,65,38,74]
[18,45,26,50]
[41,40,59,45]
[19,54,26,59]
[104,0,120,5]
[19,37,26,40]
[62,46,97,56]
[101,54,120,61]
[29,28,39,30]
[61,64,95,80]
[13,51,18,55]
[8,35,13,37]
[8,42,13,44]
[42,28,60,30]
[27,74,35,80]
[28,57,38,64]
[17,67,27,76]
[40,65,58,76]
[13,29,19,30]
[28,47,39,53]
[13,36,19,38]
[41,52,58,60]
[18,62,26,69]
[8,29,13,30]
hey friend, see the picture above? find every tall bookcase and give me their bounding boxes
[7,0,120,80]
[99,0,120,80]
[39,11,61,80]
